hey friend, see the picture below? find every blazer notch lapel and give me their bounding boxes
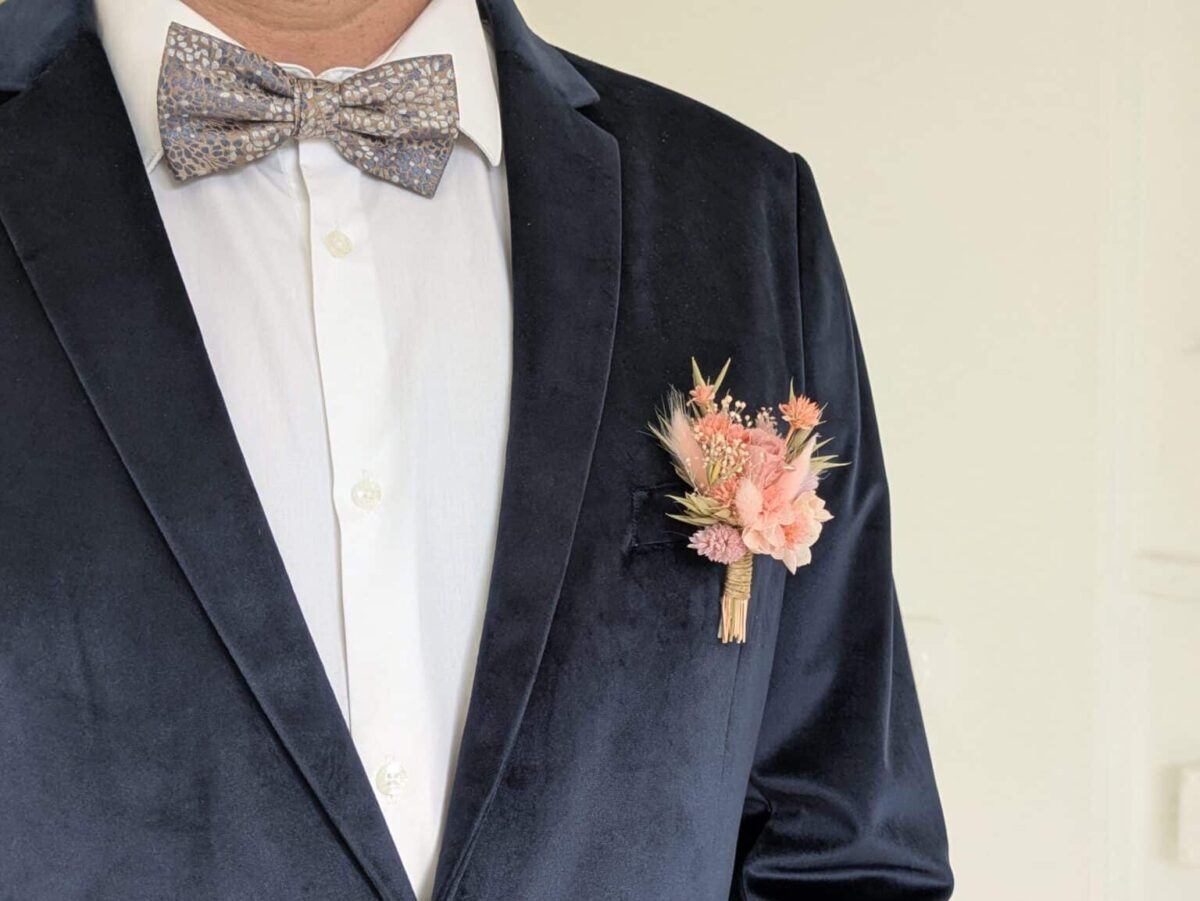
[434,10,623,898]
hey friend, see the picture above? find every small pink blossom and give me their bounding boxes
[689,382,718,411]
[688,523,748,565]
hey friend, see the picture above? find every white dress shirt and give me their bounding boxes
[95,1,512,897]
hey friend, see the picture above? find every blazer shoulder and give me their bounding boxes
[562,49,802,202]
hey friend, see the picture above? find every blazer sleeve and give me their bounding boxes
[730,154,954,900]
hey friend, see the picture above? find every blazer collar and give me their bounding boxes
[478,0,598,108]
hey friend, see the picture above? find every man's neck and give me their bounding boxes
[183,0,434,72]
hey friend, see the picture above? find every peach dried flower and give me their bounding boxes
[778,394,822,431]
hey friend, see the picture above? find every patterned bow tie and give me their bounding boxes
[156,22,460,197]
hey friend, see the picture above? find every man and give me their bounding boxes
[0,0,953,897]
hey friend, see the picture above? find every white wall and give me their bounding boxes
[517,1,1200,898]
[1136,2,1200,898]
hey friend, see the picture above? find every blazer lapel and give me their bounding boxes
[0,28,416,901]
[433,3,622,898]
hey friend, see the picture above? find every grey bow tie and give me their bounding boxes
[156,22,460,197]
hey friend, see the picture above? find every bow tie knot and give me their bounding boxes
[292,78,345,139]
[157,22,461,197]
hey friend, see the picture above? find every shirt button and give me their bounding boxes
[351,476,382,511]
[375,759,408,797]
[323,229,353,258]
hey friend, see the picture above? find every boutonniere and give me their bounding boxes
[649,359,848,643]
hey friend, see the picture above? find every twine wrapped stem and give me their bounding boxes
[718,552,754,643]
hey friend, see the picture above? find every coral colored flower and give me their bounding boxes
[688,523,747,565]
[779,394,822,431]
[708,478,740,507]
[695,411,744,443]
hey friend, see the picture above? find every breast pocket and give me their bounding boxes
[627,481,694,553]
[623,480,790,647]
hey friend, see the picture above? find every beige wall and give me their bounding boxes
[517,1,1200,898]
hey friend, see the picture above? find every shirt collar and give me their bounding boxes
[94,0,503,172]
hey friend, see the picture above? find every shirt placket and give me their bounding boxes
[297,136,440,877]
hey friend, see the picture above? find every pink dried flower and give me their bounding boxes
[741,427,788,487]
[745,426,786,457]
[688,523,748,565]
[733,438,834,574]
[689,382,718,411]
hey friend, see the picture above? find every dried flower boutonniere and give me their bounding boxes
[649,359,848,643]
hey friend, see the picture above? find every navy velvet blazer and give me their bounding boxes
[0,1,953,898]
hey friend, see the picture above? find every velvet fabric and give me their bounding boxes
[0,1,954,898]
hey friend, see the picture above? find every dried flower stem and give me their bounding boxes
[718,553,754,644]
